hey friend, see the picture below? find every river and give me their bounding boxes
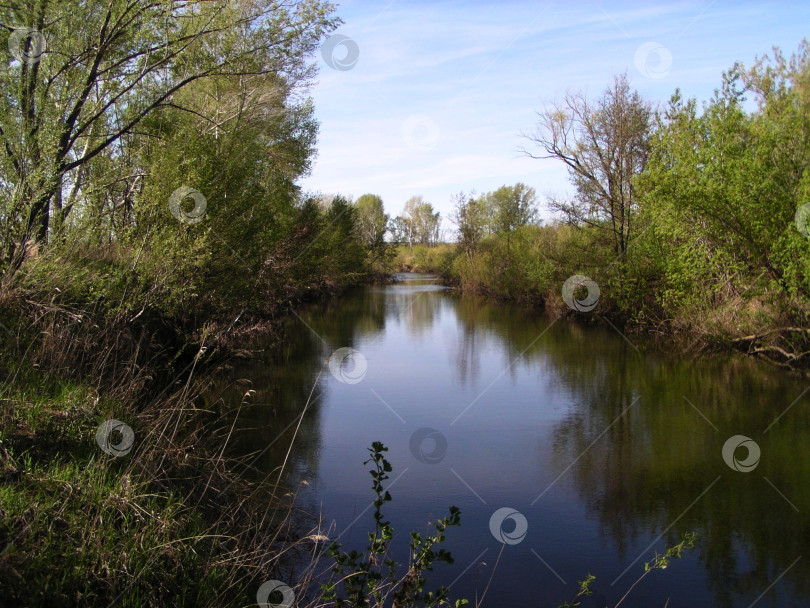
[212,273,810,608]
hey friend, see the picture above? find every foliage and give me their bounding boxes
[0,0,339,274]
[393,243,457,274]
[322,442,468,608]
[487,183,539,236]
[558,533,698,608]
[632,41,810,353]
[441,43,810,366]
[393,196,442,246]
[355,194,395,271]
[523,73,652,257]
[0,0,388,333]
[557,574,596,608]
[451,191,487,258]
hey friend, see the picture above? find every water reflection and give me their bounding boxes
[212,274,810,608]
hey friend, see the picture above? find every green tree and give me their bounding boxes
[635,41,810,362]
[396,196,441,247]
[400,195,422,248]
[0,0,338,274]
[320,195,366,280]
[354,193,392,271]
[415,202,441,246]
[484,183,538,250]
[126,71,322,314]
[523,73,652,256]
[390,215,412,246]
[451,191,486,258]
[354,194,388,245]
[488,183,538,234]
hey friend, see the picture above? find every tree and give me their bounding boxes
[395,196,441,247]
[486,183,538,248]
[354,194,388,247]
[522,73,652,256]
[412,200,441,246]
[354,193,391,268]
[401,195,421,248]
[639,42,810,308]
[390,216,412,246]
[129,72,321,310]
[0,0,338,274]
[320,195,365,278]
[451,191,486,258]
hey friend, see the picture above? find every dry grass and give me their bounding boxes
[0,286,330,607]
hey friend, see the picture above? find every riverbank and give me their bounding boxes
[393,240,810,371]
[0,230,383,607]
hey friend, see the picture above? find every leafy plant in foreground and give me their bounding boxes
[322,442,468,608]
[559,532,699,607]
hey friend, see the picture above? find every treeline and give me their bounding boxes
[398,43,810,367]
[0,1,402,338]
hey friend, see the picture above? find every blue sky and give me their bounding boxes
[299,0,810,231]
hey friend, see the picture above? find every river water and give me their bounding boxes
[214,273,810,608]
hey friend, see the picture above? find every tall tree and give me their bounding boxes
[354,193,390,267]
[401,195,421,248]
[523,73,652,256]
[410,198,441,246]
[354,194,388,247]
[390,216,412,246]
[395,195,441,247]
[640,42,810,305]
[451,191,485,259]
[0,0,338,274]
[487,183,538,240]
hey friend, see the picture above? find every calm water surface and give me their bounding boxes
[214,273,810,608]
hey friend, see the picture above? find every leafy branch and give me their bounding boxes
[322,442,468,608]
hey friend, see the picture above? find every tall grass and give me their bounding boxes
[0,236,353,607]
[0,313,324,607]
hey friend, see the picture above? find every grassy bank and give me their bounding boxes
[394,221,810,369]
[0,367,249,607]
[392,243,457,274]
[0,240,368,606]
